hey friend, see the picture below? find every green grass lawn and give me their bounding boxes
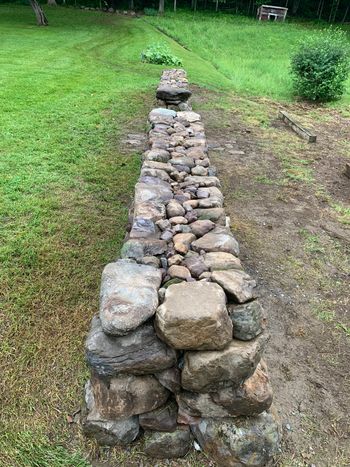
[146,10,350,103]
[1,4,349,465]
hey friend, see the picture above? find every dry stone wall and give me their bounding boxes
[82,69,281,466]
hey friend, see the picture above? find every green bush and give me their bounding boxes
[290,29,350,102]
[141,43,183,66]
[143,8,158,16]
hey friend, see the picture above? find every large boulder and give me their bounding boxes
[191,410,281,467]
[85,316,176,377]
[177,362,272,419]
[135,178,173,205]
[143,426,192,458]
[156,85,192,103]
[155,282,232,350]
[89,374,169,419]
[211,269,257,303]
[99,260,162,336]
[82,380,139,446]
[192,227,239,256]
[181,334,268,393]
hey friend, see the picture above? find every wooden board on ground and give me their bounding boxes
[279,110,317,143]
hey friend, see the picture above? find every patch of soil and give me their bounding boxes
[194,87,350,466]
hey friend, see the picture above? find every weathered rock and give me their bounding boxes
[170,155,195,169]
[168,254,183,266]
[183,175,220,188]
[139,255,161,268]
[168,264,191,280]
[143,149,170,163]
[177,110,201,122]
[190,219,215,237]
[139,401,178,432]
[144,426,192,459]
[191,410,281,467]
[155,367,182,394]
[82,380,139,446]
[141,167,172,181]
[155,282,232,350]
[142,160,174,173]
[85,317,176,377]
[211,270,257,304]
[187,146,206,159]
[181,334,268,392]
[191,165,208,176]
[229,301,266,340]
[121,239,167,260]
[99,260,162,335]
[204,252,242,271]
[135,178,173,205]
[182,254,208,278]
[149,108,176,123]
[192,227,239,256]
[197,196,223,209]
[173,232,196,254]
[130,217,158,239]
[134,201,166,223]
[212,361,273,416]
[194,207,226,224]
[90,374,169,419]
[167,199,185,218]
[156,86,192,103]
[160,229,173,242]
[169,216,188,225]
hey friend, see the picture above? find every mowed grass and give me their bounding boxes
[146,11,350,103]
[0,5,226,465]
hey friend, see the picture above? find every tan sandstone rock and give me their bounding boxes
[155,282,232,350]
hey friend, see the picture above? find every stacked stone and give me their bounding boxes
[82,75,281,466]
[156,69,192,110]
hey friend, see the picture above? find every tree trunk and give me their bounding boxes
[317,0,324,19]
[194,0,197,12]
[159,0,164,15]
[30,0,48,25]
[342,4,349,23]
[292,0,300,15]
[173,0,176,12]
[215,0,219,12]
[129,0,134,9]
[47,0,57,5]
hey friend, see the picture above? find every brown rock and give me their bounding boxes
[190,219,215,237]
[181,334,268,393]
[155,282,232,350]
[173,232,196,254]
[90,374,169,418]
[139,401,178,432]
[204,252,242,271]
[192,226,239,256]
[168,265,191,280]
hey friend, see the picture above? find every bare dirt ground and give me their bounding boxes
[194,87,350,467]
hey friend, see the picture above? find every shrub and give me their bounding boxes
[290,29,350,102]
[143,8,158,16]
[141,43,183,66]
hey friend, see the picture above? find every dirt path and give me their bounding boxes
[195,87,350,466]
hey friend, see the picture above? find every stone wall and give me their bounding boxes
[82,69,281,466]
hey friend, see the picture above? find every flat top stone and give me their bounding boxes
[177,111,201,122]
[149,108,177,119]
[192,227,240,256]
[211,269,257,303]
[99,260,162,336]
[155,282,232,350]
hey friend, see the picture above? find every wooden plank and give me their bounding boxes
[279,110,317,143]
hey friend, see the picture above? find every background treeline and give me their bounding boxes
[3,0,349,22]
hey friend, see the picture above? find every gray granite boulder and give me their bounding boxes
[191,410,281,467]
[229,301,266,340]
[121,239,167,259]
[85,316,176,377]
[211,269,257,303]
[144,426,192,458]
[192,226,239,256]
[99,260,162,335]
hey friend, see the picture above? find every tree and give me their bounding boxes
[30,0,48,26]
[47,0,57,5]
[159,0,164,15]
